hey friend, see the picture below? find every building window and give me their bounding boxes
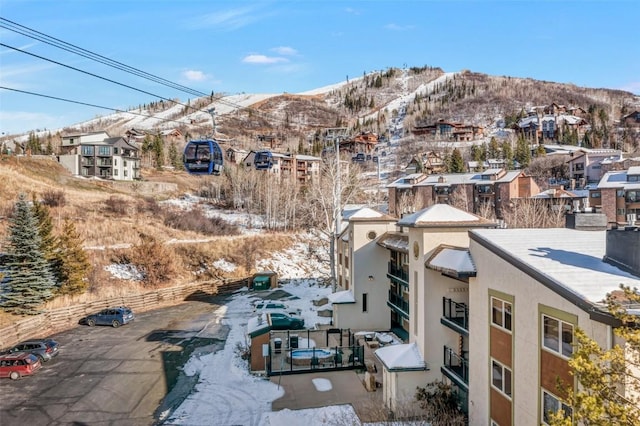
[543,315,573,357]
[124,170,128,177]
[491,297,512,332]
[617,208,626,216]
[491,359,512,398]
[542,389,572,425]
[124,160,127,167]
[113,169,118,176]
[617,190,625,197]
[113,147,119,154]
[628,175,639,182]
[81,146,94,155]
[591,191,601,198]
[98,146,111,156]
[362,293,368,313]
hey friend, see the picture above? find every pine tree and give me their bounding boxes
[515,136,531,168]
[449,148,465,173]
[501,141,514,169]
[0,193,56,314]
[56,219,91,295]
[31,197,61,283]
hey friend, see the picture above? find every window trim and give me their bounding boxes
[491,296,512,332]
[542,314,574,358]
[541,388,572,425]
[491,358,512,399]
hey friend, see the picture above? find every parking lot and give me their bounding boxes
[0,297,230,426]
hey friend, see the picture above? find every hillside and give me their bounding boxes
[2,66,639,154]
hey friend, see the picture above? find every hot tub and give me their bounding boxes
[287,348,334,366]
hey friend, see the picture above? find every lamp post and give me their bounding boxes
[333,137,341,292]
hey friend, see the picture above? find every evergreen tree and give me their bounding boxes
[488,137,500,159]
[501,141,514,168]
[56,219,91,295]
[31,197,61,283]
[153,134,165,169]
[0,193,56,314]
[168,142,182,170]
[515,136,531,168]
[449,148,465,173]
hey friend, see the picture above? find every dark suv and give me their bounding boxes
[3,339,60,362]
[81,306,135,327]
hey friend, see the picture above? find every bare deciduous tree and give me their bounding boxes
[502,198,566,228]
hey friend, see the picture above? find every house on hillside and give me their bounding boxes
[412,119,484,142]
[242,150,321,183]
[623,111,640,128]
[588,166,640,225]
[58,133,140,180]
[405,151,447,175]
[387,168,540,219]
[566,148,622,185]
[339,132,379,155]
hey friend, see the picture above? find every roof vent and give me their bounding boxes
[438,175,446,183]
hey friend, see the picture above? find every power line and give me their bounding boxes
[0,18,295,126]
[0,17,207,98]
[0,86,204,128]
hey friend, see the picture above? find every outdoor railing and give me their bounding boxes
[443,346,469,385]
[442,297,469,331]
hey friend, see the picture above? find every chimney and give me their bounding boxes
[604,226,640,277]
[565,212,607,231]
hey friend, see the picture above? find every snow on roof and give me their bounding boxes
[628,166,640,175]
[349,207,385,219]
[598,170,640,189]
[295,154,321,161]
[470,228,640,306]
[375,342,426,371]
[246,313,270,335]
[328,290,356,304]
[377,232,409,253]
[425,245,476,277]
[398,204,491,227]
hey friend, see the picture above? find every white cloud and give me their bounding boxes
[242,54,288,64]
[384,23,415,31]
[191,7,257,31]
[182,70,209,82]
[344,7,361,15]
[271,46,297,56]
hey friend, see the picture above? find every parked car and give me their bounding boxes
[0,353,42,380]
[3,339,60,362]
[81,306,135,327]
[268,312,305,330]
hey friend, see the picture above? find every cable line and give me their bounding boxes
[0,86,204,128]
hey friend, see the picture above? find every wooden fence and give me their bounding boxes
[0,278,249,349]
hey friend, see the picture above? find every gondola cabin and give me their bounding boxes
[253,150,274,170]
[183,139,223,175]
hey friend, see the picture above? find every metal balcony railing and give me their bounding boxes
[443,346,468,385]
[387,290,409,316]
[442,297,469,331]
[387,262,409,284]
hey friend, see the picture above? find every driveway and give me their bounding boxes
[0,297,230,426]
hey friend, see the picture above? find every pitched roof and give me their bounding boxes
[425,245,476,278]
[376,232,409,253]
[397,204,495,228]
[375,342,426,371]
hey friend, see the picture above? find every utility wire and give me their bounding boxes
[0,17,304,127]
[0,86,207,128]
[0,17,207,98]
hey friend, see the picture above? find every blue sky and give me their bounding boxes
[1,0,638,135]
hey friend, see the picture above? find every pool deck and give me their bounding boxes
[270,330,388,422]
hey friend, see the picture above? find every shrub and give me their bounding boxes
[105,196,129,215]
[163,208,239,236]
[41,190,66,207]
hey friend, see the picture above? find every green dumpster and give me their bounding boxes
[253,275,271,291]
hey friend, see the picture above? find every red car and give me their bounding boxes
[0,352,42,380]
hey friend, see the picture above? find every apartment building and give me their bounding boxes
[387,168,540,219]
[330,203,639,423]
[589,166,640,225]
[468,226,640,425]
[242,150,321,183]
[58,132,140,181]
